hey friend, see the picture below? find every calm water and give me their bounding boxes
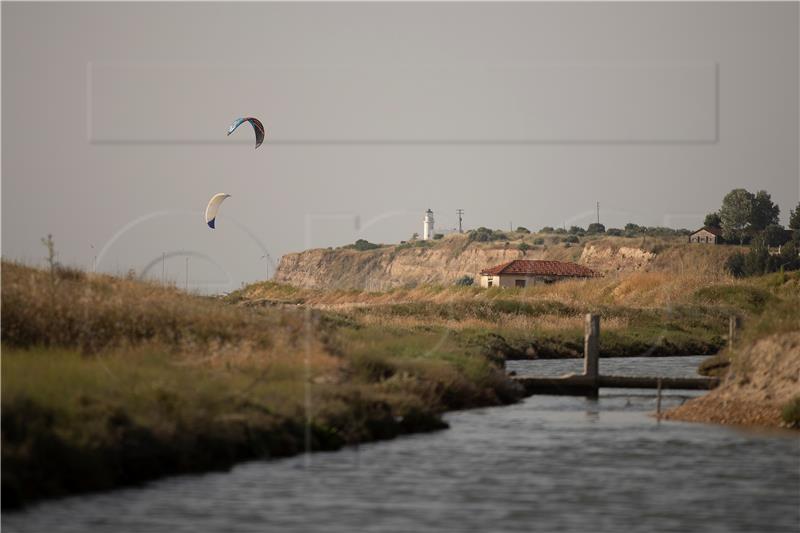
[4,357,799,533]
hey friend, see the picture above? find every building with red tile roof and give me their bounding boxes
[479,259,598,288]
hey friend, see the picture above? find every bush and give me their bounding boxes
[433,233,444,240]
[568,226,584,235]
[533,238,544,245]
[516,227,530,234]
[564,235,579,244]
[539,226,554,233]
[454,275,474,286]
[781,396,800,428]
[468,227,507,243]
[725,252,746,277]
[553,228,567,235]
[350,239,380,251]
[606,228,623,236]
[517,242,531,253]
[586,223,606,234]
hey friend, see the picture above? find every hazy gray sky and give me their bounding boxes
[2,2,798,291]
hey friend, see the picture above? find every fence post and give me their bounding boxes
[584,314,600,382]
[728,316,739,350]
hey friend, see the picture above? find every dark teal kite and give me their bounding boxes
[227,117,265,148]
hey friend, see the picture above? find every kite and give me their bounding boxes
[227,117,265,148]
[205,193,231,229]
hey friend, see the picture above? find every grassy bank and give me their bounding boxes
[228,269,780,360]
[665,271,800,428]
[1,262,520,509]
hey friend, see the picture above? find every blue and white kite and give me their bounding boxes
[205,193,230,229]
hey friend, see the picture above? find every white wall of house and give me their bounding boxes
[480,275,551,288]
[689,229,719,243]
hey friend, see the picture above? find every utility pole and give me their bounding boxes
[162,252,166,285]
[261,253,272,279]
[596,202,600,224]
[185,257,189,291]
[456,209,464,233]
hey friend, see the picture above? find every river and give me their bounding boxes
[4,357,799,533]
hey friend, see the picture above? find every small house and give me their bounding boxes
[689,226,723,244]
[479,259,598,288]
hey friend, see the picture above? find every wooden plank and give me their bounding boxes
[512,374,719,394]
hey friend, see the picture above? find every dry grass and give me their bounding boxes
[1,260,521,508]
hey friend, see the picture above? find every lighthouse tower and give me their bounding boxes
[423,209,435,240]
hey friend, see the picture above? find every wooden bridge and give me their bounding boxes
[511,314,720,397]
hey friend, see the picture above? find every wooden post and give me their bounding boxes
[728,316,739,350]
[656,378,662,421]
[584,314,600,381]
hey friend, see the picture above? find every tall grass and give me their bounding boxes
[1,261,522,508]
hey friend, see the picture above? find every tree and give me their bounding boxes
[789,202,800,231]
[606,228,623,236]
[586,223,605,234]
[743,235,772,276]
[779,240,800,270]
[568,225,584,235]
[719,188,754,245]
[517,242,531,254]
[516,226,530,234]
[764,224,789,247]
[540,226,555,233]
[704,212,722,228]
[749,190,780,231]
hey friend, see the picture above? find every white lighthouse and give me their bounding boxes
[423,209,435,240]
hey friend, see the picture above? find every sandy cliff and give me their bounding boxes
[273,235,681,290]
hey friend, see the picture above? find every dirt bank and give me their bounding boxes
[665,332,800,428]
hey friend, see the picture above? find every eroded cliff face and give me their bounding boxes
[274,237,660,290]
[275,245,526,291]
[579,245,656,273]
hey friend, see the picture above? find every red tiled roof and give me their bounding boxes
[691,226,723,237]
[480,259,598,278]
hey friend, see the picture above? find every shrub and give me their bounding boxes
[781,396,800,428]
[517,242,531,253]
[433,233,444,240]
[568,226,584,235]
[468,227,507,243]
[454,275,474,286]
[564,235,579,244]
[532,238,544,245]
[516,227,530,234]
[539,226,554,233]
[606,228,623,236]
[725,252,746,277]
[351,239,380,251]
[553,228,567,235]
[586,223,606,234]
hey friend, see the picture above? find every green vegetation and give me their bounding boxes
[1,261,519,509]
[468,227,508,242]
[347,239,382,251]
[781,396,800,428]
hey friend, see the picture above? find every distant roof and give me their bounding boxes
[480,259,598,278]
[691,226,723,237]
